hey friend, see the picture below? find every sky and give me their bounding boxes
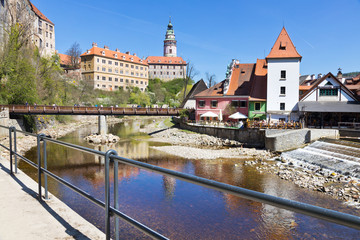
[31,0,360,83]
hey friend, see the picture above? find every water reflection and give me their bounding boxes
[19,119,360,239]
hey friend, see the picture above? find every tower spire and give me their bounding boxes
[164,18,177,57]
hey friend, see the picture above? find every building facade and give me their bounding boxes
[266,27,301,122]
[146,20,187,82]
[80,43,149,92]
[0,0,55,56]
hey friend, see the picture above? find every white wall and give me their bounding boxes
[267,58,300,114]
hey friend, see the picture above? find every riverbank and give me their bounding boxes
[141,119,274,161]
[144,118,360,209]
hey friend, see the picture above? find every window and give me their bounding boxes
[173,72,176,75]
[50,26,53,31]
[131,80,134,83]
[120,79,123,82]
[46,43,48,47]
[102,77,106,80]
[108,68,112,73]
[240,101,247,108]
[115,86,119,89]
[115,78,118,82]
[154,71,156,75]
[97,58,100,63]
[280,86,286,95]
[102,85,106,88]
[120,63,123,67]
[46,32,48,37]
[125,64,129,67]
[115,62,118,66]
[108,61,112,65]
[131,65,134,69]
[50,44,52,49]
[135,66,138,69]
[97,67,99,71]
[115,69,118,73]
[131,72,134,76]
[50,33,52,39]
[320,89,338,96]
[136,80,139,84]
[126,79,129,83]
[102,67,106,72]
[198,100,205,107]
[211,100,218,108]
[281,70,286,79]
[109,77,112,81]
[102,59,106,64]
[255,102,261,111]
[280,103,285,110]
[97,76,99,80]
[141,81,143,84]
[140,67,143,70]
[38,28,42,34]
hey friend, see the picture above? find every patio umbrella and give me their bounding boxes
[200,111,219,118]
[228,112,248,119]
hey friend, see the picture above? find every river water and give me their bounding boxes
[20,119,360,239]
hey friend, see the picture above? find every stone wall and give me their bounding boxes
[179,123,265,148]
[0,108,26,137]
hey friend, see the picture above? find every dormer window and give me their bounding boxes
[140,59,143,63]
[279,41,286,50]
[115,54,118,58]
[158,60,161,63]
[87,50,90,54]
[169,60,172,63]
[131,57,133,61]
[122,56,126,60]
[102,51,105,56]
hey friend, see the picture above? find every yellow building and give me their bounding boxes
[80,43,149,92]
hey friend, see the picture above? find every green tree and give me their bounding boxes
[129,87,151,107]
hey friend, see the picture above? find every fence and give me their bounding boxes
[0,125,360,239]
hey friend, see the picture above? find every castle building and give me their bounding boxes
[146,20,187,82]
[80,43,149,92]
[0,0,55,56]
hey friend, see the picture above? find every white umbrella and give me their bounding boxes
[228,112,248,119]
[200,111,219,118]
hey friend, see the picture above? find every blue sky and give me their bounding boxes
[32,0,360,83]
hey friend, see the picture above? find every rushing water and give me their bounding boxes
[20,120,360,239]
[282,139,360,178]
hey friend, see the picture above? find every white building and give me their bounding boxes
[146,19,187,82]
[266,27,302,122]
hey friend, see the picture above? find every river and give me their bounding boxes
[20,119,360,239]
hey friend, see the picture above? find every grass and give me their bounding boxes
[163,117,175,128]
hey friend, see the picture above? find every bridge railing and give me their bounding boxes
[0,125,360,240]
[3,104,181,116]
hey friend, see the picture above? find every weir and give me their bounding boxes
[282,139,360,178]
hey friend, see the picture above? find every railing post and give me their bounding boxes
[37,133,45,201]
[114,157,119,240]
[43,139,49,200]
[105,149,118,240]
[9,127,13,174]
[13,127,17,174]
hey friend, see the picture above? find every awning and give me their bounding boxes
[298,101,360,113]
[200,111,219,118]
[228,112,248,119]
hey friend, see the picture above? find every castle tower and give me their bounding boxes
[266,27,302,121]
[163,18,177,57]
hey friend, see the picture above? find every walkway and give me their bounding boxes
[0,157,105,240]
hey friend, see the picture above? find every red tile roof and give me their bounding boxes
[80,46,148,66]
[29,1,54,25]
[195,63,255,97]
[58,53,71,66]
[145,56,186,65]
[249,59,267,101]
[266,27,301,60]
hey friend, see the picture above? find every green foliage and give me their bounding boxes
[147,78,195,107]
[128,87,151,107]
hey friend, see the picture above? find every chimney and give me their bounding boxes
[133,53,137,56]
[125,51,130,55]
[317,73,323,79]
[115,48,120,52]
[104,45,109,50]
[311,74,315,80]
[92,42,97,47]
[337,68,343,80]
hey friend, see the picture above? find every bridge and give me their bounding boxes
[4,105,183,116]
[1,104,187,135]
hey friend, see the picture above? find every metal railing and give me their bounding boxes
[1,125,360,239]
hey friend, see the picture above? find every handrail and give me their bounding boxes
[0,125,360,239]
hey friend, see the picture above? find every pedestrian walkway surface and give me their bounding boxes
[0,156,105,240]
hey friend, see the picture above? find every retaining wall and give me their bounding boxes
[0,108,25,137]
[179,123,265,148]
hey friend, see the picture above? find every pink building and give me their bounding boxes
[194,61,255,122]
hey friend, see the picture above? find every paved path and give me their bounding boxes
[0,157,105,240]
